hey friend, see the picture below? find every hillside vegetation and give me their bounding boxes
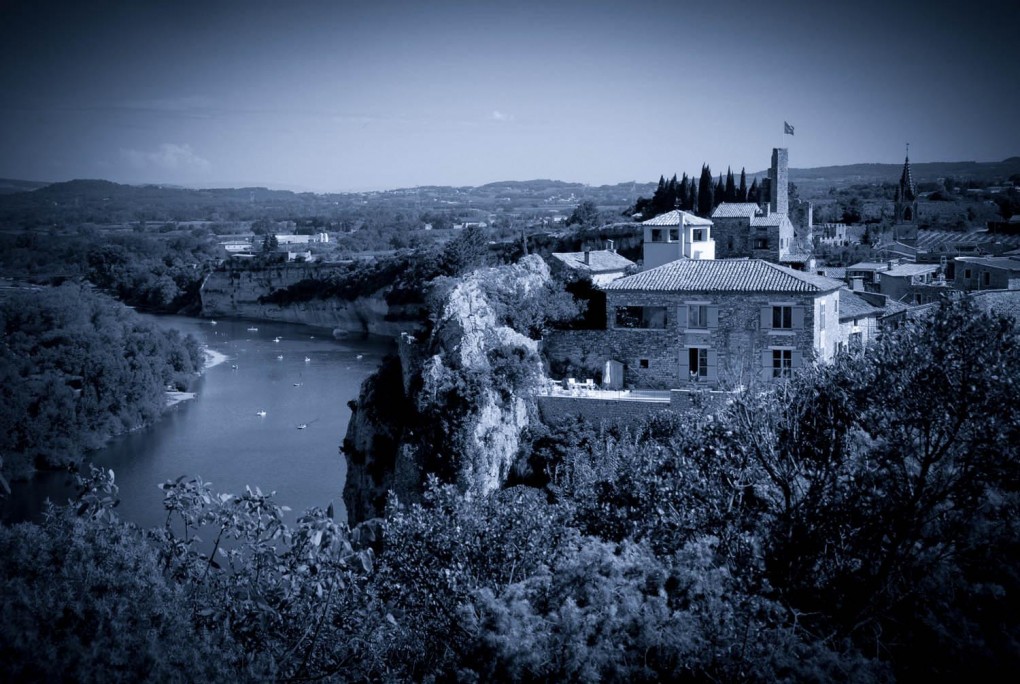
[1,296,1016,681]
[0,284,203,480]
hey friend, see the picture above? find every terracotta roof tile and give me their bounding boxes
[550,250,635,273]
[605,258,843,294]
[711,202,762,218]
[642,209,713,227]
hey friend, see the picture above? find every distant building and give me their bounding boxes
[816,222,849,246]
[276,233,329,245]
[847,261,894,292]
[549,248,636,287]
[220,239,253,254]
[954,256,1020,290]
[892,154,919,245]
[878,262,947,304]
[640,210,715,269]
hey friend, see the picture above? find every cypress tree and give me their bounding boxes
[739,168,748,202]
[679,173,690,211]
[725,166,736,202]
[748,178,760,204]
[698,164,714,217]
[714,175,725,209]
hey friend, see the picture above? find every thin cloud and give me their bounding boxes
[491,110,514,122]
[121,143,211,172]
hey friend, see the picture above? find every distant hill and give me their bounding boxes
[0,178,50,195]
[784,158,1020,186]
[0,158,1016,225]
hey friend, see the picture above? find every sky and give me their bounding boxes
[1,0,1018,192]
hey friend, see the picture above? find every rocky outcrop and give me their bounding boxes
[200,263,420,338]
[343,256,552,522]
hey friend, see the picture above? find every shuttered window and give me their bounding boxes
[761,305,805,329]
[686,304,718,329]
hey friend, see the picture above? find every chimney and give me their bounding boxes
[584,250,590,265]
[606,239,615,253]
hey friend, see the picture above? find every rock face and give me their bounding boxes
[200,263,419,338]
[343,256,551,522]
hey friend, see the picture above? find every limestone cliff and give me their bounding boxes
[343,255,552,522]
[200,263,420,338]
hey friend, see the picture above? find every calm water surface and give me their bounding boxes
[2,316,392,529]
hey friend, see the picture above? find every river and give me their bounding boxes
[1,315,392,529]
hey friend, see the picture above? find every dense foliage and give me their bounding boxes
[2,297,1017,681]
[0,284,203,479]
[0,229,220,313]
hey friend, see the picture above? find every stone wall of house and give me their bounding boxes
[838,314,879,353]
[814,290,842,361]
[544,289,824,390]
[711,217,752,258]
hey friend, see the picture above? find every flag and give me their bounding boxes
[784,121,795,135]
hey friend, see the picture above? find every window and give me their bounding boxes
[772,305,793,329]
[819,302,826,328]
[692,228,706,242]
[651,228,664,242]
[689,347,708,380]
[639,358,649,369]
[754,238,768,249]
[615,306,667,329]
[983,272,991,287]
[669,228,680,242]
[688,304,709,328]
[772,349,792,378]
[964,269,972,279]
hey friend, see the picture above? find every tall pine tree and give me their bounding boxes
[739,168,748,202]
[714,175,725,210]
[725,167,736,203]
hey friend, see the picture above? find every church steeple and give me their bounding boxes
[894,145,918,224]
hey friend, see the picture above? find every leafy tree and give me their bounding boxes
[260,232,279,253]
[565,199,599,228]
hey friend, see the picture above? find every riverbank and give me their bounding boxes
[204,348,229,369]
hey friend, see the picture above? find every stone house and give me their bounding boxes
[592,259,843,389]
[877,263,946,304]
[954,256,1020,291]
[549,249,636,287]
[847,261,893,292]
[641,210,715,269]
[837,288,885,354]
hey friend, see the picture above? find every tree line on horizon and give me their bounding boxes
[632,166,761,219]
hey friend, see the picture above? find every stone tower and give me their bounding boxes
[769,148,789,215]
[894,154,918,224]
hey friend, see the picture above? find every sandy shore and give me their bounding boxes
[204,348,229,369]
[165,391,197,408]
